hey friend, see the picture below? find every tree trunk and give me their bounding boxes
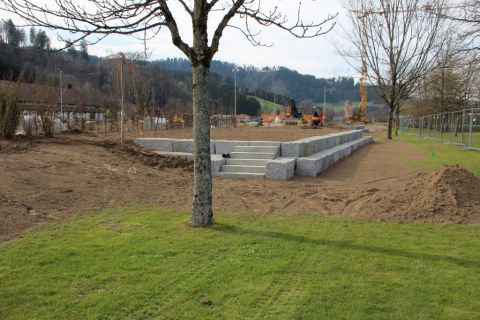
[190,64,213,227]
[387,106,394,140]
[395,106,400,137]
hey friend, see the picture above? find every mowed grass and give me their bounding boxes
[1,208,480,319]
[399,135,480,177]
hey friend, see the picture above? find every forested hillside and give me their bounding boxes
[0,19,383,118]
[158,58,382,104]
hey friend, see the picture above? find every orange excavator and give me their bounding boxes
[311,107,323,127]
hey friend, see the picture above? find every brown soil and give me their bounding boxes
[1,125,479,242]
[114,125,342,141]
[355,165,480,224]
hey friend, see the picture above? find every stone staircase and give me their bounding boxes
[215,145,280,179]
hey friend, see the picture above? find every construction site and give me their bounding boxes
[1,123,479,243]
[1,0,480,319]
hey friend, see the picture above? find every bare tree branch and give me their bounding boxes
[341,0,449,139]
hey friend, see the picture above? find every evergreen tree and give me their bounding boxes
[80,39,89,61]
[0,23,4,44]
[33,30,50,50]
[4,20,25,47]
[29,27,36,46]
[66,40,77,58]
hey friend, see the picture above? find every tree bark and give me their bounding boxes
[395,106,400,137]
[387,105,394,140]
[190,64,213,227]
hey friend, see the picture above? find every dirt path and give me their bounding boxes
[2,126,474,242]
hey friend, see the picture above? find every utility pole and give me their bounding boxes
[232,67,238,116]
[119,53,125,147]
[273,85,277,105]
[323,85,326,126]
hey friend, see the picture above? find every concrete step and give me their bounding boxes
[221,165,266,173]
[233,145,280,154]
[230,152,276,159]
[215,172,265,180]
[226,159,270,166]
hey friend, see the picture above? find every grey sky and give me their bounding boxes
[2,1,356,78]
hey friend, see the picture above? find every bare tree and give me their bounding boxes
[1,0,336,226]
[342,0,448,139]
[418,49,480,113]
[446,0,480,52]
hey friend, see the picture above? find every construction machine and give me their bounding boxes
[299,106,324,129]
[346,10,369,124]
[285,98,305,125]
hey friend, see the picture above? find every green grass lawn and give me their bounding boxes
[250,96,384,116]
[401,128,480,150]
[248,96,285,114]
[399,135,480,177]
[1,207,479,319]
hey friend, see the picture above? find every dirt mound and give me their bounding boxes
[358,165,480,224]
[105,140,194,170]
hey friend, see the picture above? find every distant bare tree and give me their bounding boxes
[342,0,449,139]
[447,0,480,52]
[417,49,480,113]
[1,0,336,226]
[30,83,56,137]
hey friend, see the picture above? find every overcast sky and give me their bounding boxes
[1,1,356,79]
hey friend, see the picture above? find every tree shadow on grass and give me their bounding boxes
[211,223,479,269]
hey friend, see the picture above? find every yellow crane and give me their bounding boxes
[347,10,369,123]
[346,3,453,123]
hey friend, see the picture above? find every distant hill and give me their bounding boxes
[0,42,384,118]
[156,58,383,105]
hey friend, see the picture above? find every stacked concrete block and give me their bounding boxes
[211,154,226,174]
[296,135,373,177]
[135,131,373,180]
[299,135,337,156]
[172,139,193,153]
[296,156,321,177]
[215,140,249,155]
[248,141,282,147]
[172,139,216,154]
[281,141,306,158]
[265,158,296,180]
[134,138,174,152]
[234,145,280,157]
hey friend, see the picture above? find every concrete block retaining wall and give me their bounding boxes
[135,138,174,152]
[296,136,373,177]
[278,130,363,159]
[134,130,372,180]
[265,158,296,180]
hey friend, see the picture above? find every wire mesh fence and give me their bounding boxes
[15,112,239,136]
[399,108,480,151]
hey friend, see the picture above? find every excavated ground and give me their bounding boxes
[1,126,479,242]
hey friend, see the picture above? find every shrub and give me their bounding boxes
[0,86,21,139]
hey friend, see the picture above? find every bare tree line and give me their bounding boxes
[341,0,480,138]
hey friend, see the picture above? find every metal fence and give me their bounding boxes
[399,108,480,151]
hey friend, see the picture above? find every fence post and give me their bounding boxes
[461,109,465,145]
[468,108,473,149]
[427,116,431,138]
